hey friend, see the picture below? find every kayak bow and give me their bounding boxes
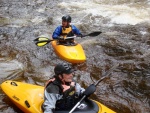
[1,80,116,113]
[51,41,86,63]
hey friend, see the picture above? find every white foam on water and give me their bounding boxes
[31,16,47,24]
[58,1,150,25]
[0,59,24,79]
[140,31,147,35]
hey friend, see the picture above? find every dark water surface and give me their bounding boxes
[0,0,150,113]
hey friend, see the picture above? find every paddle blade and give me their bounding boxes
[81,31,102,37]
[34,37,49,41]
[34,37,52,46]
[35,41,50,47]
[83,84,96,96]
[87,31,102,36]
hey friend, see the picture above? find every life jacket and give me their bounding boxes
[45,78,80,110]
[55,85,80,110]
[61,25,74,39]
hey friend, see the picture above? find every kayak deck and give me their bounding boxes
[51,41,86,63]
[1,80,116,113]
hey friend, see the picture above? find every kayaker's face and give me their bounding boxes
[62,20,70,27]
[62,73,73,82]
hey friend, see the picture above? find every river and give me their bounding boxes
[0,0,150,113]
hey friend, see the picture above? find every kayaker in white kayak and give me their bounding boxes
[52,15,82,45]
[43,63,85,113]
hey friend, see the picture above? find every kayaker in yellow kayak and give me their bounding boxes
[52,15,82,45]
[43,63,85,113]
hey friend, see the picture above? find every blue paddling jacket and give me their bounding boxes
[52,25,81,39]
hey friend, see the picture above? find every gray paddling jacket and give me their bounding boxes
[43,78,85,113]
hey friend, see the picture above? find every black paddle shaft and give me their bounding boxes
[95,63,119,86]
[34,31,102,47]
[69,63,119,113]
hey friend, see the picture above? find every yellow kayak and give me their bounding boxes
[1,80,116,113]
[51,41,86,64]
[35,32,103,63]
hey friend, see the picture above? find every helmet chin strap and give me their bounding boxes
[64,22,70,28]
[62,22,70,28]
[67,22,71,27]
[59,74,71,86]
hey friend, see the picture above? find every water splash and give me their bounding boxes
[58,1,150,25]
